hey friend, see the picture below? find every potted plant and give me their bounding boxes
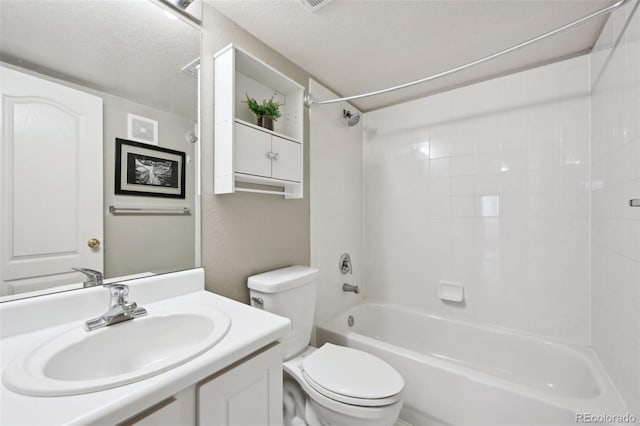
[244,94,282,131]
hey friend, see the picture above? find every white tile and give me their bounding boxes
[430,176,450,197]
[451,175,474,196]
[528,143,563,170]
[476,195,500,218]
[590,5,640,414]
[498,194,527,218]
[429,127,451,159]
[363,54,594,347]
[475,173,500,196]
[451,155,475,176]
[474,152,501,174]
[627,220,640,262]
[529,168,561,194]
[477,217,500,240]
[626,179,640,221]
[500,169,529,194]
[500,111,529,149]
[624,140,640,181]
[430,157,450,177]
[450,120,477,157]
[451,196,475,217]
[561,166,589,194]
[501,146,528,171]
[430,196,451,217]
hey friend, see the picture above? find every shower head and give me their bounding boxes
[343,109,360,127]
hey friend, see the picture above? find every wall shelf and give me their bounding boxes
[214,44,304,199]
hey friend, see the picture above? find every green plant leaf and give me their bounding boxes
[243,93,282,121]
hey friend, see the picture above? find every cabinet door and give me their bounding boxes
[271,136,302,182]
[198,344,283,426]
[235,123,272,178]
[119,390,196,426]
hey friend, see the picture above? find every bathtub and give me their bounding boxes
[316,303,627,426]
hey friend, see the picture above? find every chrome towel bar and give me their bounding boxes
[109,206,190,215]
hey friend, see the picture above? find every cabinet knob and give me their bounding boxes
[266,152,274,159]
[273,153,280,160]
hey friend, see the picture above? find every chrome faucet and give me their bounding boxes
[72,267,103,288]
[84,284,147,331]
[343,283,360,294]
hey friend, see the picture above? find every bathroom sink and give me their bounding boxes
[3,304,231,396]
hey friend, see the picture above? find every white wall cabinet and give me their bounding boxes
[214,44,304,199]
[235,122,302,183]
[198,343,283,426]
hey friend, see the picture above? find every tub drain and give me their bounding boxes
[347,315,354,327]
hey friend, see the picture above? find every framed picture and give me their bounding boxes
[115,138,186,198]
[127,113,158,145]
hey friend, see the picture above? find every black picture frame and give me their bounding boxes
[115,138,186,199]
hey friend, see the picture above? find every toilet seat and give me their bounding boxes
[300,343,403,407]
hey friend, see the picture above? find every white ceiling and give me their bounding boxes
[209,0,616,111]
[0,0,200,118]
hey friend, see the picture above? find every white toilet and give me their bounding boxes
[248,266,404,426]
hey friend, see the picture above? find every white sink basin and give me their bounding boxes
[3,304,231,396]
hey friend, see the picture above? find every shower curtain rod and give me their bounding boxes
[305,0,631,107]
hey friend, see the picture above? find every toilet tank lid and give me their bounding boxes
[248,266,319,293]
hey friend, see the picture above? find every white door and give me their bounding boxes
[0,66,103,296]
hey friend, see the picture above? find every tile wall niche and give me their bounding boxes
[364,55,591,343]
[590,0,640,416]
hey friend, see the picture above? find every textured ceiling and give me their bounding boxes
[209,0,616,111]
[0,0,200,118]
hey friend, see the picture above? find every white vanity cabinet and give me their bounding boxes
[235,122,302,183]
[214,44,304,199]
[0,270,292,426]
[122,389,196,426]
[121,343,283,426]
[198,343,283,426]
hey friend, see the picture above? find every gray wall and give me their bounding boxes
[200,4,310,302]
[103,95,196,278]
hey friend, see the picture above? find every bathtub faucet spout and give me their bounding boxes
[343,283,360,294]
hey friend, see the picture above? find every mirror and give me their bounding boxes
[0,0,201,301]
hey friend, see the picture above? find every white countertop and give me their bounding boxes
[0,269,291,426]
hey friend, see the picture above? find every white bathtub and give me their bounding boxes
[316,303,627,426]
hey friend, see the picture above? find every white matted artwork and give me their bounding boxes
[127,113,158,145]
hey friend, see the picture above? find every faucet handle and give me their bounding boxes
[105,283,129,305]
[72,267,104,287]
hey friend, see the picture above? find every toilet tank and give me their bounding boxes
[248,266,319,359]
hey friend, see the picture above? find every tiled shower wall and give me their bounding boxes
[590,0,640,416]
[364,55,591,343]
[310,79,364,326]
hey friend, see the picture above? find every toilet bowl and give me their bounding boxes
[284,345,403,426]
[247,266,404,426]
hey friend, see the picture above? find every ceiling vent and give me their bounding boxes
[299,0,334,12]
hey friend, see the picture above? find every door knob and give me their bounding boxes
[87,238,101,249]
